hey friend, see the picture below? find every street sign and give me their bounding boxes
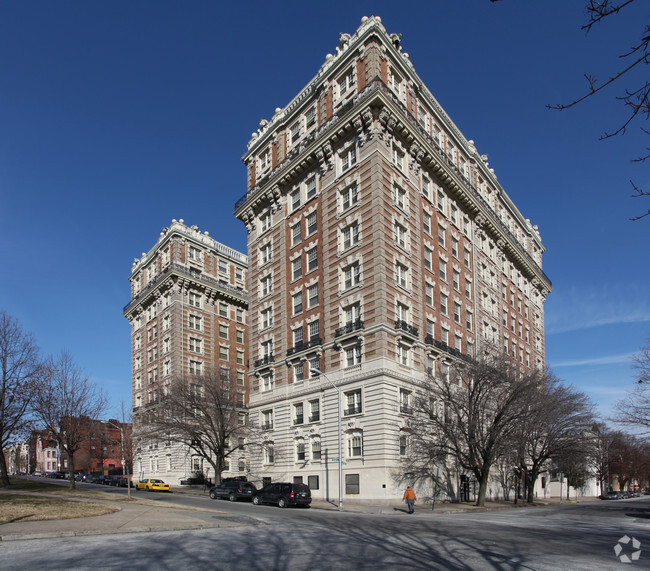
[331,458,347,465]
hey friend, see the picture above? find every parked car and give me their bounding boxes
[95,475,111,485]
[135,478,170,492]
[209,480,257,502]
[603,491,621,500]
[82,474,98,483]
[252,482,311,508]
[32,470,42,477]
[109,477,129,487]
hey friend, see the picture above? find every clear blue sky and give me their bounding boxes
[1,1,648,421]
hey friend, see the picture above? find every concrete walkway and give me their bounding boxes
[0,485,601,542]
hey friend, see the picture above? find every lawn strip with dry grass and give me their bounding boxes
[0,494,119,524]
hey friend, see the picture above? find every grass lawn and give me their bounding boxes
[0,494,119,524]
[0,478,124,524]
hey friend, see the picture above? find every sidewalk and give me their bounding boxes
[0,485,601,542]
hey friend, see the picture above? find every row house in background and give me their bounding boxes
[124,219,249,483]
[29,430,60,474]
[234,16,551,501]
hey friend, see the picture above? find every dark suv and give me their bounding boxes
[252,483,311,508]
[209,480,257,502]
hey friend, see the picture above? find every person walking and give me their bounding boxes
[403,486,416,514]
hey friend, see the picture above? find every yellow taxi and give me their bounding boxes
[135,478,171,492]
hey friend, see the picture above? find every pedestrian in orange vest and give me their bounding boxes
[403,486,416,514]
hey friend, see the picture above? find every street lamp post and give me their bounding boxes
[310,368,343,511]
[107,421,130,499]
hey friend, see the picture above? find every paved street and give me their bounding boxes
[2,484,649,570]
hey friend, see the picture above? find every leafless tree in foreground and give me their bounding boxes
[0,311,43,486]
[143,368,250,485]
[513,371,595,503]
[613,336,650,432]
[31,351,107,489]
[492,0,650,220]
[408,352,544,507]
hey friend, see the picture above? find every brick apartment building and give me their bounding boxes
[233,16,551,501]
[123,219,249,482]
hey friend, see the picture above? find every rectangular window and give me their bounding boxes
[425,284,434,307]
[307,247,318,272]
[291,223,301,247]
[294,403,304,425]
[292,257,302,280]
[341,183,359,210]
[394,222,406,248]
[308,284,319,308]
[392,147,404,171]
[219,303,228,317]
[306,176,317,200]
[345,474,360,494]
[219,324,229,339]
[308,320,319,341]
[219,346,228,360]
[452,237,459,258]
[308,475,320,489]
[439,259,447,282]
[341,146,357,171]
[348,434,362,457]
[338,70,355,96]
[440,293,448,316]
[453,270,460,291]
[344,263,361,289]
[189,315,201,331]
[342,221,360,249]
[306,107,316,127]
[438,226,446,248]
[424,247,433,271]
[260,244,272,265]
[422,176,431,199]
[309,400,320,423]
[292,292,303,315]
[423,212,431,235]
[345,389,362,415]
[261,308,273,329]
[291,122,301,144]
[454,303,461,324]
[395,263,408,288]
[189,337,202,353]
[345,345,362,368]
[306,211,317,235]
[291,189,301,211]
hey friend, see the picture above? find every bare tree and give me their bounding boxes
[514,371,595,503]
[31,351,107,489]
[492,0,650,220]
[0,311,43,486]
[613,336,650,431]
[409,351,543,507]
[589,423,616,495]
[143,368,249,485]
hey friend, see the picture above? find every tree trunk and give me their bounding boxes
[476,472,489,507]
[68,451,76,489]
[0,452,11,486]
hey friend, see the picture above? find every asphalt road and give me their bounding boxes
[4,481,649,570]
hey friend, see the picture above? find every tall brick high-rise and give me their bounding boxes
[234,17,551,500]
[124,219,248,482]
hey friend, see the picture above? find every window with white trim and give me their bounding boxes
[261,307,273,329]
[343,262,361,289]
[345,345,362,368]
[341,183,359,210]
[347,431,363,457]
[342,221,360,249]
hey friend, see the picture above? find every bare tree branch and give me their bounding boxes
[31,351,107,489]
[0,311,43,486]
